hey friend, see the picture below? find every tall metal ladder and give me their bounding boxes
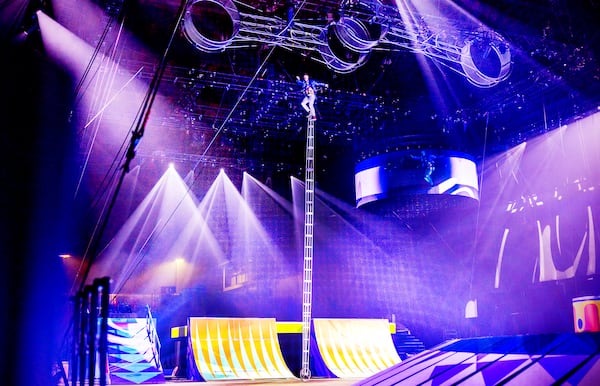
[300,117,315,380]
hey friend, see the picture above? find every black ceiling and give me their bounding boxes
[116,0,600,151]
[5,0,600,200]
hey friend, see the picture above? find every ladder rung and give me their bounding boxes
[302,119,315,375]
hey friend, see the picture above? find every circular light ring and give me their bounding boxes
[460,36,511,87]
[318,23,370,73]
[334,16,385,53]
[182,0,240,52]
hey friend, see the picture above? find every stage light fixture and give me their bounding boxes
[460,33,511,88]
[336,0,388,52]
[181,0,240,52]
[318,21,370,73]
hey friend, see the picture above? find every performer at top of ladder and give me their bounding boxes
[296,73,328,121]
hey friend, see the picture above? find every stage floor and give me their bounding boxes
[164,378,361,385]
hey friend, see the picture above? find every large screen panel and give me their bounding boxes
[355,150,479,207]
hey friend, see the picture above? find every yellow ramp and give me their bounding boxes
[312,318,401,378]
[188,317,295,381]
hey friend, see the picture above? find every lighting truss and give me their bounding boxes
[182,0,512,87]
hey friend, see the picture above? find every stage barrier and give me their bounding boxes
[311,318,402,378]
[187,317,295,381]
[107,318,165,384]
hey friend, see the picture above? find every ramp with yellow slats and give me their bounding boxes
[187,317,295,381]
[311,318,402,379]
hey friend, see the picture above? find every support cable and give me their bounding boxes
[73,16,130,199]
[467,112,489,300]
[77,0,188,292]
[192,0,308,171]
